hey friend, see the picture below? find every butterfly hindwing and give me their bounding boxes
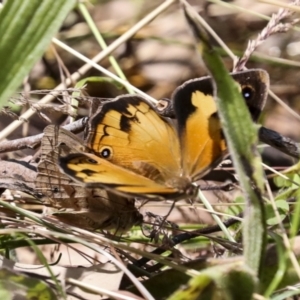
[172,69,269,180]
[173,77,226,179]
[36,125,92,209]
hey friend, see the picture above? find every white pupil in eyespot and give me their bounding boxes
[244,92,250,99]
[101,148,110,158]
[243,87,253,100]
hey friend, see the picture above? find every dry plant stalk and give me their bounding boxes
[234,0,300,71]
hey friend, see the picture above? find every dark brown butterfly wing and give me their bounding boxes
[36,125,90,209]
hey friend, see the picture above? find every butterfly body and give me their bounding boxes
[60,69,269,199]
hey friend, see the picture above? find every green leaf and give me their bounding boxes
[226,195,245,216]
[168,263,256,300]
[0,268,56,300]
[259,236,300,295]
[0,0,77,108]
[273,173,300,188]
[265,200,289,226]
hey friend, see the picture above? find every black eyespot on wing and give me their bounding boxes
[102,149,110,158]
[98,146,113,160]
[241,85,262,122]
[53,187,59,193]
[100,148,111,158]
[232,70,269,122]
[242,86,254,102]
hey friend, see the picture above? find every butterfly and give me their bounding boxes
[59,69,269,199]
[35,125,142,231]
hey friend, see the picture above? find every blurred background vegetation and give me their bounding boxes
[1,0,300,299]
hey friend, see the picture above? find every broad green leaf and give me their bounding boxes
[225,195,245,216]
[273,161,300,188]
[0,0,77,108]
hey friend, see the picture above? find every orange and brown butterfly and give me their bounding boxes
[59,69,269,199]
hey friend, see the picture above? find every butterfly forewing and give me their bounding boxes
[86,95,182,183]
[59,151,178,197]
[231,70,269,122]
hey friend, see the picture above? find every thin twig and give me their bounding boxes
[259,126,300,159]
[0,118,87,153]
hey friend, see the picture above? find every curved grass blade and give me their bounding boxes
[0,0,77,108]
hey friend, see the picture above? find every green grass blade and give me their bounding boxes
[182,2,268,276]
[0,0,77,108]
